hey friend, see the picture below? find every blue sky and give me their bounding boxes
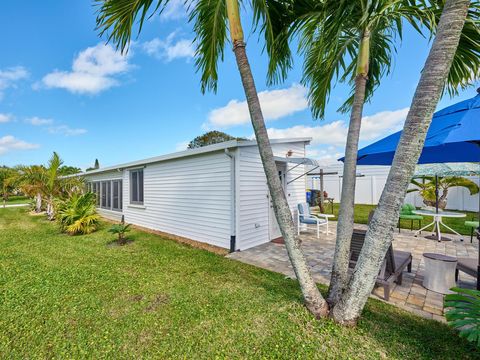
[0,1,478,169]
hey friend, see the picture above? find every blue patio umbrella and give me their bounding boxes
[341,90,480,165]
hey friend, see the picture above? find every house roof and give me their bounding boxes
[80,137,312,176]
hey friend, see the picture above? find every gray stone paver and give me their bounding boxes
[228,221,478,321]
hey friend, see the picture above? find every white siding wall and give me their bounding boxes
[121,151,232,249]
[236,142,307,250]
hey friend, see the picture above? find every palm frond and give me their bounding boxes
[426,0,480,96]
[95,0,168,53]
[190,0,228,93]
[252,0,294,85]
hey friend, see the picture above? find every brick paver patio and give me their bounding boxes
[228,222,478,322]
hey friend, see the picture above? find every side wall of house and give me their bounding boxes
[236,142,307,250]
[120,151,232,249]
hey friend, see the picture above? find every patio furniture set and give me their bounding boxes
[298,204,479,299]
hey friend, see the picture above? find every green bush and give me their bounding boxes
[56,192,100,235]
[444,287,480,348]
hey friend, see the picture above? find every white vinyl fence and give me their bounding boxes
[308,163,479,212]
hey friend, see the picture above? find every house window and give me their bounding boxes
[95,182,100,206]
[90,180,123,211]
[130,169,144,205]
[112,180,122,211]
[101,181,108,208]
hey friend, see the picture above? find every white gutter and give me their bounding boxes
[225,148,236,252]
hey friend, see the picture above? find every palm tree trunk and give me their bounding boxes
[35,193,42,213]
[331,0,470,325]
[328,30,370,306]
[226,0,328,318]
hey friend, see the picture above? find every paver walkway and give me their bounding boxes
[228,222,478,321]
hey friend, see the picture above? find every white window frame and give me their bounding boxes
[129,168,144,205]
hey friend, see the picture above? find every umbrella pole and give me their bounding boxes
[435,174,439,214]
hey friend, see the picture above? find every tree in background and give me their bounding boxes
[59,166,82,176]
[86,159,100,172]
[16,165,47,212]
[0,167,19,207]
[187,131,246,149]
[41,152,84,220]
[97,0,328,317]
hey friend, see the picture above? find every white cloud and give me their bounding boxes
[360,108,409,141]
[265,107,409,147]
[0,66,29,99]
[0,114,12,123]
[141,33,195,62]
[161,0,188,21]
[264,107,410,165]
[25,116,54,126]
[39,44,130,94]
[48,125,87,136]
[0,135,39,155]
[175,140,190,151]
[205,84,308,129]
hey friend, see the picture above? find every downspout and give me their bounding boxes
[225,149,236,252]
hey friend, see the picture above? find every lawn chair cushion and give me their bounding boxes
[301,217,320,225]
[399,214,423,220]
[465,220,480,228]
[457,258,478,278]
[394,250,412,271]
[400,203,416,215]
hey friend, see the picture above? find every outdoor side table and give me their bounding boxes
[422,253,457,294]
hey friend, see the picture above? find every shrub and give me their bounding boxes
[444,287,480,348]
[108,222,131,245]
[56,192,100,235]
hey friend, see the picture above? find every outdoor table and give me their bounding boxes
[422,253,457,294]
[412,209,466,242]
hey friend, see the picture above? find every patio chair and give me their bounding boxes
[351,211,413,301]
[464,219,479,243]
[398,203,423,233]
[297,203,329,239]
[455,258,478,283]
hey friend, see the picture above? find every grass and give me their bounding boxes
[0,207,478,359]
[2,195,30,205]
[316,203,478,236]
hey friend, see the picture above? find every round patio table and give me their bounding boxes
[412,209,466,242]
[422,253,457,294]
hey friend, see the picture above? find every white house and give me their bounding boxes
[82,138,313,251]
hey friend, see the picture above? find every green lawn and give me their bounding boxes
[3,195,30,205]
[316,203,478,236]
[0,208,478,359]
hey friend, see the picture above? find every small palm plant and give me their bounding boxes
[108,222,131,245]
[409,176,479,209]
[56,192,100,235]
[445,287,480,348]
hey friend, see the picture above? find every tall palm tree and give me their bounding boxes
[261,0,479,305]
[96,0,328,317]
[330,0,472,325]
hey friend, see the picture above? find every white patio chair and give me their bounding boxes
[297,203,329,238]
